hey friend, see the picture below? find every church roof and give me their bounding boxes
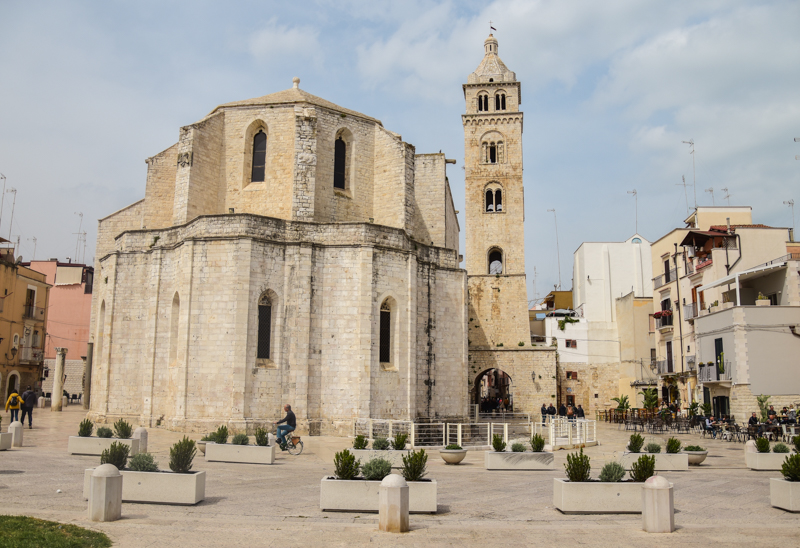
[210,79,381,124]
[467,34,516,84]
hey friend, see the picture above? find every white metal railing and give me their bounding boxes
[353,419,413,442]
[475,412,530,422]
[698,362,732,382]
[410,423,445,447]
[548,419,597,448]
[20,346,44,363]
[446,423,490,447]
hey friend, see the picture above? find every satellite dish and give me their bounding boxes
[15,256,22,264]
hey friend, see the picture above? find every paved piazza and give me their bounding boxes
[1,407,797,547]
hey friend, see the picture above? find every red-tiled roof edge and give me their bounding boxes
[709,224,773,231]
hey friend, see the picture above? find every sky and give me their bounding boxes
[1,0,798,302]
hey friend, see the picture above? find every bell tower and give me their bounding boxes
[463,34,530,348]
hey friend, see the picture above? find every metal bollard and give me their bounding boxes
[133,427,148,454]
[9,421,23,447]
[379,474,409,533]
[642,475,675,533]
[89,464,123,522]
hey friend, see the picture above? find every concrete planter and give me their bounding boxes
[84,469,206,505]
[206,443,275,464]
[440,449,467,464]
[319,476,437,513]
[553,478,644,514]
[0,432,11,451]
[756,299,771,307]
[745,451,789,470]
[619,452,688,471]
[684,450,708,465]
[485,451,553,470]
[197,441,210,455]
[68,436,139,456]
[770,478,800,512]
[351,449,411,468]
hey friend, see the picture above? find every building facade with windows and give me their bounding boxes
[89,78,468,434]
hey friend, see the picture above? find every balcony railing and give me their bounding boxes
[683,303,698,320]
[23,305,45,321]
[685,261,695,276]
[20,346,44,363]
[656,359,674,375]
[653,268,678,289]
[655,315,674,329]
[695,257,713,270]
[698,362,732,382]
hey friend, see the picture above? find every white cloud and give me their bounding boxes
[249,19,322,67]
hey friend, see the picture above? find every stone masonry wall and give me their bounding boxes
[557,361,620,414]
[43,358,85,398]
[143,143,179,230]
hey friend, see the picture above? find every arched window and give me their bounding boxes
[485,190,494,212]
[495,189,502,212]
[251,130,267,182]
[258,294,272,359]
[489,249,503,274]
[334,137,346,189]
[489,142,497,163]
[495,93,506,111]
[169,293,179,366]
[477,93,489,112]
[379,299,391,364]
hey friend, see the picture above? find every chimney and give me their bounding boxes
[726,217,731,234]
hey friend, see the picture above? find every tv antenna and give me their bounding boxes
[74,212,83,261]
[0,173,5,233]
[6,188,17,242]
[784,199,795,234]
[721,187,731,205]
[682,139,696,208]
[627,189,638,234]
[705,187,715,206]
[547,208,562,290]
[676,176,690,214]
[27,237,37,261]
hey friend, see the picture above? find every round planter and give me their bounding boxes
[684,450,708,465]
[440,449,467,465]
[197,441,214,455]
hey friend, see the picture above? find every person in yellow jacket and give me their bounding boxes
[5,390,22,422]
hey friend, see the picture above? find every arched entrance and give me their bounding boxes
[473,368,513,412]
[6,371,20,398]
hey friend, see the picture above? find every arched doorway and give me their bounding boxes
[6,371,20,398]
[473,368,513,412]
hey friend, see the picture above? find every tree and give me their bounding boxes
[611,395,630,411]
[639,388,659,411]
[756,394,771,422]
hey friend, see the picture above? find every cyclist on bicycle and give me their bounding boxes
[274,404,296,450]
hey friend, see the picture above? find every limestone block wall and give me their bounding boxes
[728,384,799,422]
[373,126,411,231]
[43,358,85,397]
[143,143,178,230]
[557,361,620,414]
[444,181,459,254]
[468,274,530,349]
[413,154,445,248]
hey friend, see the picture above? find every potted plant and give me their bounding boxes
[83,437,205,505]
[653,311,663,319]
[553,450,657,513]
[320,449,437,513]
[440,444,468,465]
[350,433,411,468]
[206,427,275,464]
[756,292,771,306]
[68,419,140,456]
[683,445,708,465]
[485,433,553,470]
[198,425,228,455]
[770,453,800,512]
[745,438,788,470]
[620,435,688,471]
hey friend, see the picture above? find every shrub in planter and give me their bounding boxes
[685,445,705,452]
[392,433,409,451]
[352,435,368,450]
[793,435,800,453]
[564,449,591,482]
[630,455,656,482]
[100,441,130,469]
[129,452,159,472]
[781,453,800,481]
[628,433,644,453]
[362,458,392,481]
[113,419,133,439]
[170,437,197,473]
[401,449,428,482]
[774,443,790,454]
[598,461,625,483]
[255,427,269,447]
[530,433,545,452]
[491,434,506,452]
[372,437,390,451]
[231,433,249,445]
[755,437,771,453]
[211,425,229,444]
[78,419,94,438]
[644,443,661,454]
[666,438,682,454]
[445,444,462,450]
[97,427,113,439]
[511,442,526,453]
[334,449,361,480]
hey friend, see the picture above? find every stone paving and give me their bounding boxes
[1,407,798,547]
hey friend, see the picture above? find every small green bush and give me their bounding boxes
[598,461,625,483]
[511,442,526,452]
[530,433,545,452]
[97,427,113,438]
[565,449,591,482]
[793,435,800,453]
[372,437,390,451]
[401,449,428,482]
[773,443,790,454]
[781,453,800,481]
[628,433,644,453]
[445,444,462,450]
[78,419,94,437]
[666,438,682,454]
[100,441,130,469]
[128,452,159,472]
[200,434,213,442]
[231,433,249,445]
[334,449,360,480]
[362,458,392,481]
[211,425,229,444]
[630,454,656,482]
[352,435,368,450]
[113,419,133,439]
[684,445,705,452]
[169,437,196,473]
[392,433,409,451]
[645,442,661,454]
[255,427,269,447]
[491,434,506,452]
[755,437,771,453]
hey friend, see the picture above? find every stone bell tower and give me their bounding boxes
[463,34,530,348]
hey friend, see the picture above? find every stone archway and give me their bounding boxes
[473,368,514,412]
[6,371,20,398]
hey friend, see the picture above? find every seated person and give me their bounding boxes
[787,405,797,425]
[704,416,717,438]
[748,412,759,427]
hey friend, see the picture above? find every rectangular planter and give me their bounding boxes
[745,451,789,471]
[619,452,688,471]
[351,449,411,468]
[770,478,800,512]
[485,451,554,470]
[205,443,275,464]
[0,432,11,451]
[553,478,643,514]
[84,469,205,505]
[319,476,437,513]
[68,436,139,456]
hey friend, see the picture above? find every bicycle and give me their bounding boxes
[275,428,304,455]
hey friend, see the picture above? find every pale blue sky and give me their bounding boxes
[1,0,798,300]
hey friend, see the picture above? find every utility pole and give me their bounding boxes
[785,199,795,235]
[705,188,715,206]
[6,188,16,242]
[682,139,696,208]
[547,209,562,290]
[676,176,690,215]
[627,189,638,234]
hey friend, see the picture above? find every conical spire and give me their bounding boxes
[468,34,516,84]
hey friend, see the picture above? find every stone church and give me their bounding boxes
[89,34,555,434]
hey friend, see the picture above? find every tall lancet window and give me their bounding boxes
[334,137,346,189]
[251,130,267,182]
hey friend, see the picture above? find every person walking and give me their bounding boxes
[541,403,548,425]
[20,385,36,429]
[5,389,22,422]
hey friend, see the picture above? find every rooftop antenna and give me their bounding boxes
[547,208,562,290]
[794,137,800,160]
[784,199,795,234]
[6,188,16,242]
[705,187,715,206]
[27,237,36,260]
[676,176,690,214]
[74,212,83,261]
[627,189,638,234]
[81,231,87,264]
[682,139,696,208]
[0,173,5,233]
[721,187,731,205]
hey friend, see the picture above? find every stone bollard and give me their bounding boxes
[38,396,45,409]
[379,474,409,533]
[133,427,148,454]
[9,421,23,447]
[642,475,675,533]
[88,464,123,522]
[62,395,69,408]
[268,433,277,446]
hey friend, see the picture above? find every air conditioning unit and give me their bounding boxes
[686,247,695,258]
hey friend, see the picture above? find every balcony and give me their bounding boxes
[23,305,45,321]
[683,303,698,320]
[20,346,44,364]
[695,257,713,270]
[656,359,674,375]
[698,362,732,383]
[653,268,678,289]
[655,314,674,332]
